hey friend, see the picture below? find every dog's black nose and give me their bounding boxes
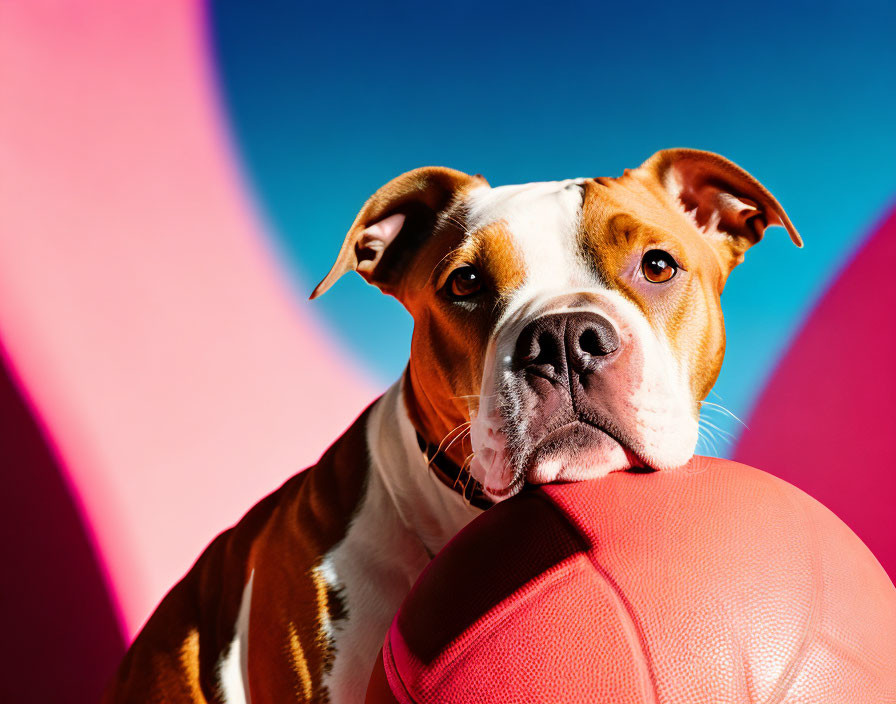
[513,312,619,378]
[566,311,619,371]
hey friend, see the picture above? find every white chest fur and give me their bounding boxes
[320,379,482,702]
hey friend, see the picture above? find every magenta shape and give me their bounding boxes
[736,202,896,579]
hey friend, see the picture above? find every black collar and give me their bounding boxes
[416,432,493,510]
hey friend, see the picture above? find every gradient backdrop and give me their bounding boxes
[0,1,893,701]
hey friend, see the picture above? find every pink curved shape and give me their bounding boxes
[736,203,896,579]
[0,1,377,637]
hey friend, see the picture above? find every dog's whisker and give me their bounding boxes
[429,421,472,463]
[429,433,465,464]
[451,393,497,402]
[698,419,726,443]
[440,212,468,232]
[440,428,471,459]
[461,469,474,495]
[695,425,721,456]
[450,392,499,416]
[698,432,728,457]
[698,418,736,441]
[699,401,748,430]
[424,249,457,284]
[425,229,472,282]
[698,413,735,433]
[446,452,479,507]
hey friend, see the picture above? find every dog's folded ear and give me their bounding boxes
[635,149,801,271]
[311,167,487,299]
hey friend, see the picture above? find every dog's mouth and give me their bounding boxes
[472,416,652,501]
[522,417,648,481]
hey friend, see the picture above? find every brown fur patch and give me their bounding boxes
[401,217,527,468]
[580,175,729,410]
[103,408,373,703]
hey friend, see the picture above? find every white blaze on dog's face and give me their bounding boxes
[313,150,801,501]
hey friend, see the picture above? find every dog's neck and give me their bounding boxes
[366,378,482,557]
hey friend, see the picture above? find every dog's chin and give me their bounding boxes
[525,421,637,485]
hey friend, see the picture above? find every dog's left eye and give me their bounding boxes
[641,249,678,283]
[445,265,482,300]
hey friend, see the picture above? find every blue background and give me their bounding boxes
[208,0,896,452]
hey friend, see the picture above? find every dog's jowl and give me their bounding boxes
[105,149,800,703]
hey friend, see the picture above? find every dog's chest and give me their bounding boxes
[319,384,482,701]
[319,467,434,702]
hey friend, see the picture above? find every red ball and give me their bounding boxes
[367,457,896,703]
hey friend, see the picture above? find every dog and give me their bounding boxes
[105,149,800,703]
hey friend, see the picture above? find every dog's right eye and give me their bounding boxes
[445,265,482,300]
[641,249,678,283]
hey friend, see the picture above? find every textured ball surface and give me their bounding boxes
[368,457,896,703]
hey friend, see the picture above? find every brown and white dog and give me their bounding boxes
[105,149,800,703]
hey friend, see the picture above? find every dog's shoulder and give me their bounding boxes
[104,405,378,702]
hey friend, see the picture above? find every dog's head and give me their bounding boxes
[313,150,800,500]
